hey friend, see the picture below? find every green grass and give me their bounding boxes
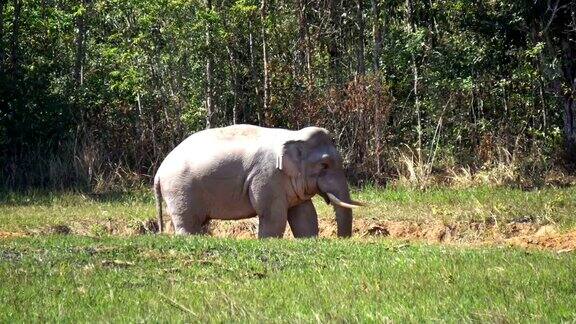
[1,186,576,233]
[0,190,154,233]
[345,186,576,228]
[1,235,575,322]
[1,187,575,321]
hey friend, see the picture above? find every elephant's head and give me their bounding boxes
[276,127,364,237]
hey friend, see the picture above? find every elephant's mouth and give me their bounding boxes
[318,191,331,204]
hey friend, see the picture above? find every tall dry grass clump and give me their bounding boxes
[448,147,518,188]
[1,138,148,192]
[392,148,434,189]
[287,74,393,185]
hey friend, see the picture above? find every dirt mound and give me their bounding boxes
[0,231,28,239]
[203,218,533,242]
[208,219,258,239]
[202,218,574,252]
[2,217,574,252]
[506,229,576,253]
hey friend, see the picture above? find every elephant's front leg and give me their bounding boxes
[288,200,319,238]
[257,199,288,238]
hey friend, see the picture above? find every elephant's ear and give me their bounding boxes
[276,140,305,177]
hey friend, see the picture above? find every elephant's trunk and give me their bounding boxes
[318,170,361,238]
[327,187,354,237]
[334,203,353,237]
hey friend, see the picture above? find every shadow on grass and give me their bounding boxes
[0,188,154,206]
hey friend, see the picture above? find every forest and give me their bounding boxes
[1,0,575,190]
[2,2,576,321]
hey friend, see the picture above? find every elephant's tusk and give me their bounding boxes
[326,193,361,209]
[351,199,367,207]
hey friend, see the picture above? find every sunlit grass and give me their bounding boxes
[2,186,575,233]
[1,235,575,322]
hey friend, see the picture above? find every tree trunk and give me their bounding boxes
[260,0,271,125]
[371,0,381,72]
[560,38,576,160]
[205,0,216,129]
[427,0,438,46]
[10,0,21,79]
[562,94,576,159]
[296,0,305,78]
[355,0,365,76]
[304,3,312,86]
[74,0,88,87]
[371,0,383,175]
[532,22,547,130]
[406,0,422,162]
[296,0,312,87]
[0,0,6,68]
[327,0,341,84]
[226,43,240,125]
[248,20,261,125]
[537,0,576,160]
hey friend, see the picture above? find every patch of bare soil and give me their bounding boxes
[505,227,576,253]
[205,218,576,252]
[3,217,575,252]
[0,231,28,239]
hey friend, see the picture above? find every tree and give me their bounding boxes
[74,0,89,87]
[260,0,270,125]
[205,0,216,128]
[9,0,21,79]
[326,0,341,84]
[355,0,365,76]
[2,0,575,189]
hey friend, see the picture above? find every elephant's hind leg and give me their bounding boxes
[288,200,319,238]
[165,194,207,235]
[172,213,208,235]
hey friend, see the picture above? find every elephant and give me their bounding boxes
[153,124,364,238]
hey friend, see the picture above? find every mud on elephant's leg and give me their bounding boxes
[288,200,319,238]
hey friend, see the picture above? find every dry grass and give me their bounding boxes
[449,147,518,188]
[391,144,575,189]
[392,148,434,189]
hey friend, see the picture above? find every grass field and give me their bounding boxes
[2,235,576,322]
[1,187,575,322]
[1,186,576,233]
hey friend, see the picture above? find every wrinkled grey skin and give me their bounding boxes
[154,124,357,238]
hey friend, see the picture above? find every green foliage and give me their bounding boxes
[0,0,574,189]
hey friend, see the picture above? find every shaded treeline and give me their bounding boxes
[0,0,575,190]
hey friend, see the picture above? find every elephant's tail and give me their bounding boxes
[154,178,164,233]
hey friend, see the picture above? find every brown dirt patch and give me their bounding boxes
[3,217,575,252]
[0,231,28,239]
[505,229,576,253]
[203,218,575,252]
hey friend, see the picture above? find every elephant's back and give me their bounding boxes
[157,126,259,181]
[156,124,290,182]
[198,124,292,143]
[175,124,285,148]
